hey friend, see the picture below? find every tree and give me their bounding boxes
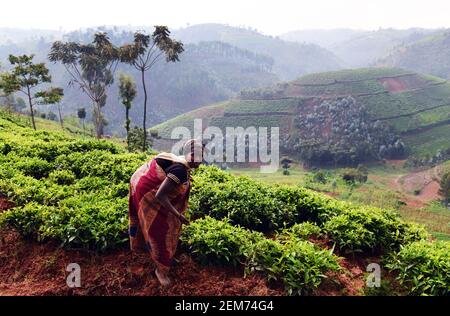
[281,157,292,175]
[128,126,152,153]
[440,172,450,201]
[36,87,64,129]
[120,26,184,151]
[118,73,137,150]
[0,54,52,130]
[49,33,120,138]
[77,107,87,135]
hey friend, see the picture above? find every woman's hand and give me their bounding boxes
[178,214,190,225]
[156,178,190,226]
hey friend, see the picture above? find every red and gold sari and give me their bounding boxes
[128,153,190,273]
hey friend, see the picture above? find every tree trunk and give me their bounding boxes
[141,69,148,152]
[125,107,130,150]
[26,86,36,130]
[57,103,64,129]
[94,101,103,139]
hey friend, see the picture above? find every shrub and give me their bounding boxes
[48,170,76,185]
[323,208,429,253]
[276,222,322,241]
[386,241,450,296]
[180,217,264,266]
[14,156,53,179]
[313,171,327,184]
[2,196,129,250]
[440,172,450,200]
[341,168,367,184]
[247,238,340,295]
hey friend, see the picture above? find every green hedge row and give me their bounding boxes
[181,217,340,295]
[190,166,428,253]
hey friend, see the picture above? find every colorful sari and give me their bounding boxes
[128,153,191,273]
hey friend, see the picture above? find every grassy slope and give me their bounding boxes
[153,67,450,157]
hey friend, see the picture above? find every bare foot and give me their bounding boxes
[155,268,172,287]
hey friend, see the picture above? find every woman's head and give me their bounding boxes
[182,139,204,169]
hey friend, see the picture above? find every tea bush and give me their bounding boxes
[0,114,147,250]
[180,216,264,266]
[191,166,428,252]
[181,217,340,294]
[323,208,428,253]
[246,237,340,295]
[386,241,450,296]
[276,222,322,241]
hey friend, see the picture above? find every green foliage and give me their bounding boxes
[48,170,76,185]
[180,216,264,266]
[49,32,121,138]
[246,238,340,295]
[341,167,368,184]
[323,208,429,253]
[0,54,54,130]
[276,222,322,241]
[181,217,340,295]
[0,113,148,250]
[440,172,450,200]
[191,166,428,253]
[386,241,450,296]
[313,170,328,184]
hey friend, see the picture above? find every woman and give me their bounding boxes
[128,139,204,287]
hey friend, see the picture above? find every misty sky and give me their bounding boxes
[1,0,449,35]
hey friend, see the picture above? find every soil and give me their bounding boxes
[379,78,408,93]
[391,166,442,207]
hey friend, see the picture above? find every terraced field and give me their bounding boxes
[153,67,450,160]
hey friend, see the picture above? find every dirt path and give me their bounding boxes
[391,166,442,207]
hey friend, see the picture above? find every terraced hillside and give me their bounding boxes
[153,68,450,165]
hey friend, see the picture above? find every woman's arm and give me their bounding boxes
[155,177,190,225]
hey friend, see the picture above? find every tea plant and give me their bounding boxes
[246,237,340,295]
[180,216,264,266]
[385,241,450,296]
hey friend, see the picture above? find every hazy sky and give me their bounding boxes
[1,0,449,35]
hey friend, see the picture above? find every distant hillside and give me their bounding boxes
[173,24,342,80]
[0,28,279,136]
[282,28,439,68]
[0,27,62,45]
[378,31,450,79]
[154,68,450,166]
[280,29,366,49]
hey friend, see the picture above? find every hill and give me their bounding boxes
[282,28,439,68]
[173,23,343,80]
[280,28,366,49]
[153,67,450,165]
[378,31,450,80]
[0,28,280,135]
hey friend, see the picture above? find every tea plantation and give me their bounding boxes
[0,111,448,295]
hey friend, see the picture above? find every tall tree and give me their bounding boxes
[77,107,87,135]
[36,87,64,129]
[49,33,120,138]
[120,26,184,151]
[0,54,52,130]
[118,73,137,150]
